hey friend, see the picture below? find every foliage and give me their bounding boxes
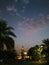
[0,60,47,65]
[0,20,16,50]
[3,50,17,60]
[42,38,49,63]
[0,20,17,61]
[27,45,43,61]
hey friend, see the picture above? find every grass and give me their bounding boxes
[0,60,48,65]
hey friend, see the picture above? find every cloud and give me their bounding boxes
[14,0,30,4]
[14,0,18,2]
[0,10,2,19]
[0,10,2,15]
[22,0,30,4]
[0,10,1,12]
[17,14,49,33]
[20,9,25,13]
[6,5,25,19]
[15,13,25,19]
[20,6,26,13]
[6,5,16,12]
[9,10,25,19]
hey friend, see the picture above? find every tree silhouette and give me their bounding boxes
[0,20,16,50]
[42,38,49,63]
[27,45,42,61]
[0,20,17,61]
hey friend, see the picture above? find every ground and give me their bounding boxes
[0,60,48,65]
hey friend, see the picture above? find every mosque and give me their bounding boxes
[17,46,29,59]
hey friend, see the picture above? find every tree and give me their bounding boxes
[27,47,35,60]
[0,20,16,50]
[27,45,42,61]
[42,38,49,63]
[0,20,17,61]
[3,50,17,61]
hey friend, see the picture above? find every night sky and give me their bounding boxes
[0,0,49,54]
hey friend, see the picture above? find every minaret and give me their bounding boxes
[21,46,27,59]
[21,46,25,59]
[21,46,24,51]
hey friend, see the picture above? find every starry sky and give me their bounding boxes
[0,0,49,54]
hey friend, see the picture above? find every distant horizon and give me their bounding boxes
[14,40,46,54]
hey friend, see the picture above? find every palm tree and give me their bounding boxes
[0,20,16,51]
[42,38,49,63]
[43,39,49,46]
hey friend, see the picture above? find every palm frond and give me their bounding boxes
[0,20,16,50]
[6,31,16,37]
[4,36,14,50]
[5,27,14,30]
